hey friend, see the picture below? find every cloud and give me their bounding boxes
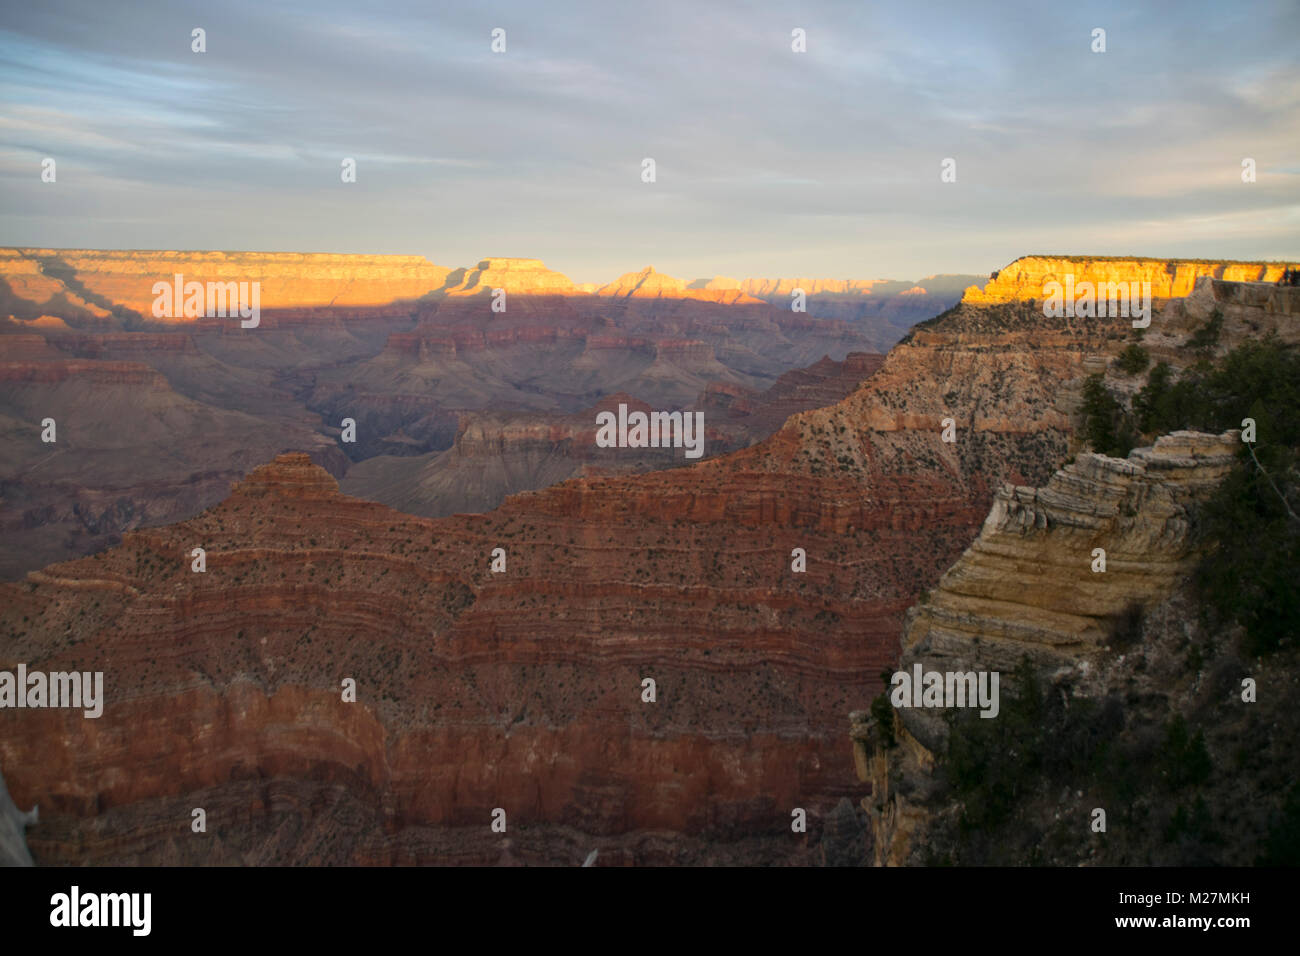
[0,0,1296,281]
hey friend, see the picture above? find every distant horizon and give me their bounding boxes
[5,244,1299,289]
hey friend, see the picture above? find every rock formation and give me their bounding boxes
[0,248,453,323]
[852,432,1246,865]
[0,250,878,578]
[962,256,1292,306]
[341,353,885,517]
[439,258,579,297]
[4,253,1292,865]
[0,254,1166,865]
[852,267,1300,866]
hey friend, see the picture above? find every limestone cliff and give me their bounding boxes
[440,258,579,297]
[962,255,1294,306]
[852,265,1300,867]
[0,248,453,321]
[853,431,1244,865]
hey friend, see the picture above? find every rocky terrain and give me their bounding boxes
[341,353,884,516]
[692,274,981,349]
[3,253,1293,866]
[0,253,1206,865]
[0,250,898,578]
[854,269,1300,866]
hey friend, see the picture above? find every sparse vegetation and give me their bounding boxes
[1081,374,1135,458]
[1115,344,1150,375]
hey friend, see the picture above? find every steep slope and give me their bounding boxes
[0,252,877,577]
[853,272,1300,866]
[0,351,345,579]
[853,432,1295,867]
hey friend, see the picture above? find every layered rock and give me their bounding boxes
[2,255,1130,865]
[962,256,1295,306]
[852,431,1244,865]
[439,258,579,297]
[0,350,346,578]
[8,252,1279,866]
[598,267,764,305]
[0,248,453,324]
[342,353,885,517]
[1,250,878,577]
[904,432,1239,670]
[692,274,984,350]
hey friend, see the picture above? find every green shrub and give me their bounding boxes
[1081,374,1136,457]
[1189,309,1224,353]
[1116,344,1150,375]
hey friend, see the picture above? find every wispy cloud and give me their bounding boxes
[0,0,1296,282]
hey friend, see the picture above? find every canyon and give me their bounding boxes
[1,249,904,578]
[1,253,1293,865]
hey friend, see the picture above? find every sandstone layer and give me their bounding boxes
[852,431,1245,865]
[962,256,1294,306]
[0,251,881,578]
[0,248,453,322]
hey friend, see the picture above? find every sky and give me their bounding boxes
[1,0,1297,284]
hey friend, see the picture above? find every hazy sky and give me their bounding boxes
[1,0,1297,283]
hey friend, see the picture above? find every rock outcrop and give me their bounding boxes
[7,253,1289,865]
[962,256,1294,306]
[902,431,1241,672]
[440,258,579,297]
[852,431,1245,865]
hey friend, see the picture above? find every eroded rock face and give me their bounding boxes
[855,431,1243,866]
[962,256,1294,306]
[0,251,879,578]
[0,248,453,321]
[8,253,1273,865]
[905,431,1240,671]
[341,354,886,517]
[442,258,579,297]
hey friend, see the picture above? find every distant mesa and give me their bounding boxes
[962,255,1295,306]
[233,453,342,500]
[596,266,765,304]
[439,258,579,297]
